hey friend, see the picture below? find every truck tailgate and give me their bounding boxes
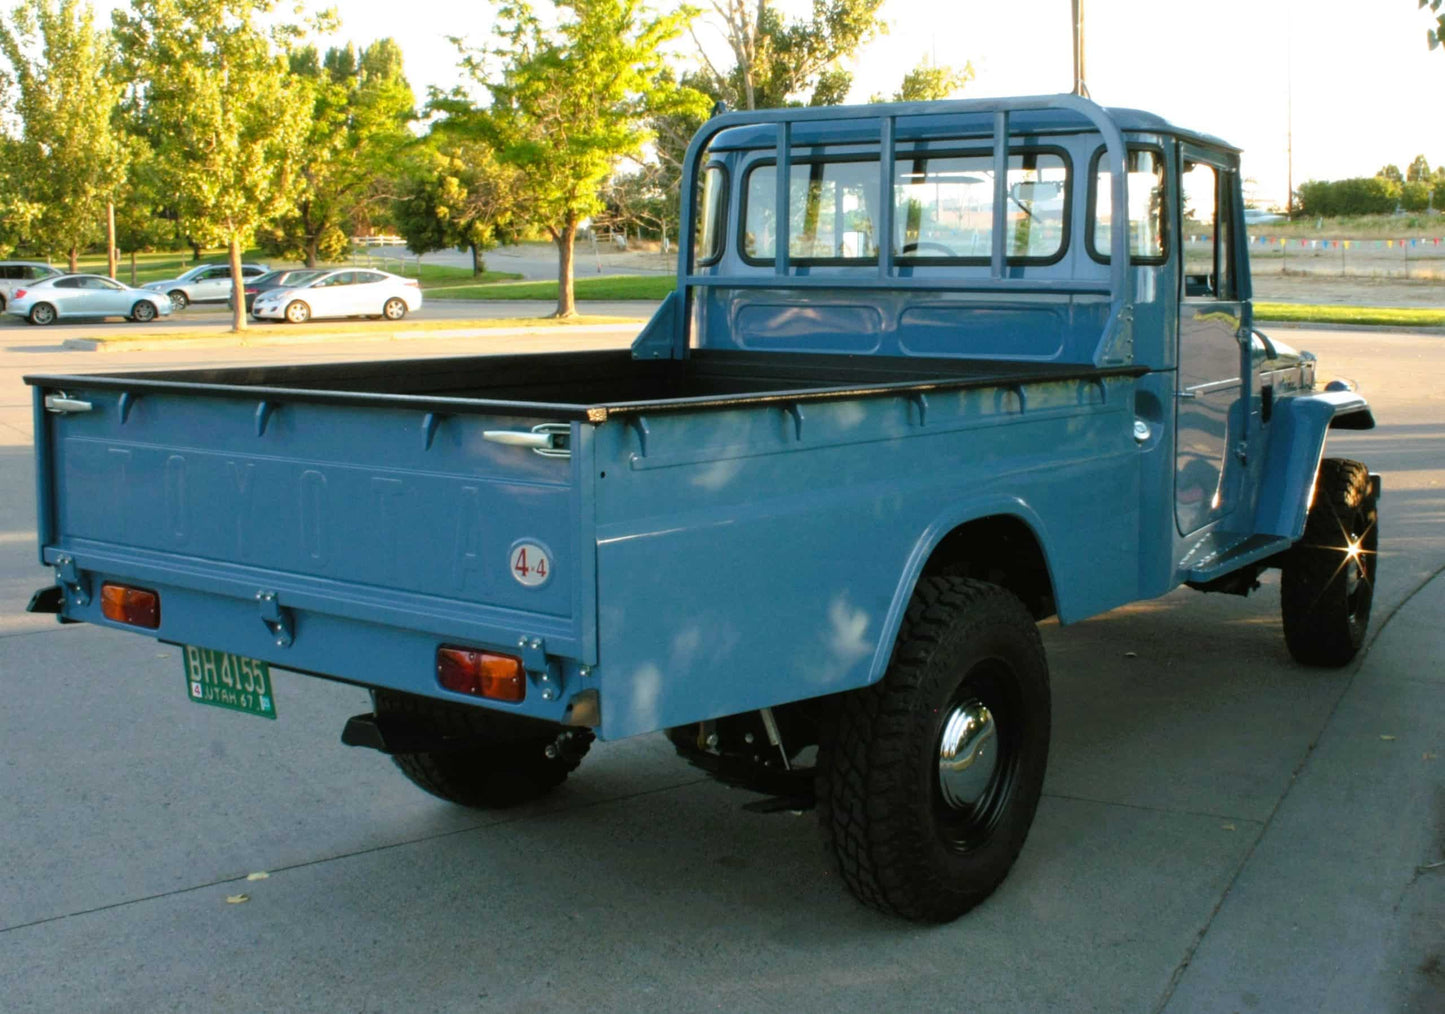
[31,382,593,704]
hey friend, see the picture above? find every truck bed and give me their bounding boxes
[27,349,1146,422]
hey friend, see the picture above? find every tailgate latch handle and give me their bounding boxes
[44,392,93,414]
[483,423,571,459]
[256,591,294,648]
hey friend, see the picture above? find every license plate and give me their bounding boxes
[182,646,277,719]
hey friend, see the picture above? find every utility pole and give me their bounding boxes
[1072,0,1088,97]
[106,202,118,280]
[1286,24,1294,217]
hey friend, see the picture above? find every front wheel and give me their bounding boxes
[167,290,188,310]
[1281,458,1378,667]
[130,300,158,323]
[817,576,1050,923]
[383,297,407,321]
[374,689,592,808]
[29,302,57,326]
[284,300,311,323]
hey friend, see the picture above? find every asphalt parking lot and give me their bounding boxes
[0,325,1441,1013]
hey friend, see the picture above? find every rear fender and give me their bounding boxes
[865,498,1056,688]
[1254,390,1373,540]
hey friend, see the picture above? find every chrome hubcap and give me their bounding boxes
[937,700,999,810]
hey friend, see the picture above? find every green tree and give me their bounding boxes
[392,135,526,275]
[870,57,974,102]
[112,0,315,331]
[693,0,886,109]
[457,0,707,318]
[0,0,127,271]
[261,39,416,267]
[1377,163,1403,183]
[1406,154,1431,182]
[1420,0,1444,49]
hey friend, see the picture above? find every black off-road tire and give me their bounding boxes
[817,576,1051,923]
[1281,458,1378,668]
[373,689,591,808]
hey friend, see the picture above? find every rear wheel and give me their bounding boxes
[374,689,592,808]
[383,297,407,321]
[28,302,56,326]
[284,300,311,323]
[167,290,188,310]
[130,300,158,323]
[1281,458,1378,667]
[817,576,1050,923]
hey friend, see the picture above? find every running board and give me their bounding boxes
[1184,533,1294,584]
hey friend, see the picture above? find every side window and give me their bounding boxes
[242,266,265,278]
[694,164,727,265]
[54,277,83,289]
[1090,148,1166,262]
[893,150,1069,262]
[355,272,387,284]
[744,159,879,263]
[1181,161,1236,299]
[0,266,18,280]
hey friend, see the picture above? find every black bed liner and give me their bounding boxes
[26,349,1147,422]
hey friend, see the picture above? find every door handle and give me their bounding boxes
[483,423,571,458]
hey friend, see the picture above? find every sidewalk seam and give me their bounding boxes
[1149,559,1445,1013]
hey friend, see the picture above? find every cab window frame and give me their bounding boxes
[1085,143,1170,267]
[695,161,730,268]
[890,143,1073,268]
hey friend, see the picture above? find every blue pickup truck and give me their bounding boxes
[25,96,1378,922]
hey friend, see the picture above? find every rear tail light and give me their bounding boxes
[404,280,420,287]
[14,289,26,299]
[101,583,161,629]
[436,646,525,701]
[244,287,258,294]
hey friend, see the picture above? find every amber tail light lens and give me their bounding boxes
[436,646,525,702]
[101,583,161,629]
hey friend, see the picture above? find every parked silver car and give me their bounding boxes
[5,274,175,325]
[142,262,269,309]
[251,269,422,323]
[0,261,64,312]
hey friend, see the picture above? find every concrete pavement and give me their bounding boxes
[0,327,1441,1012]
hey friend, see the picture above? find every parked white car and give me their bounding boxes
[0,261,64,312]
[142,262,269,309]
[5,273,175,325]
[250,269,422,323]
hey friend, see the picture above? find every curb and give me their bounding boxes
[59,320,646,353]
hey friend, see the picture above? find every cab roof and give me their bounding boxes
[708,104,1239,155]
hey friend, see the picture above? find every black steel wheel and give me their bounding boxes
[817,576,1050,922]
[28,302,56,326]
[167,289,188,310]
[131,300,158,322]
[373,689,592,809]
[1281,458,1378,667]
[383,297,407,321]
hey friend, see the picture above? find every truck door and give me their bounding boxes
[1175,146,1247,535]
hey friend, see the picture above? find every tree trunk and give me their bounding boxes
[304,237,319,269]
[107,203,117,279]
[228,236,246,333]
[553,219,578,319]
[129,250,137,287]
[190,241,202,263]
[68,246,79,274]
[470,242,486,277]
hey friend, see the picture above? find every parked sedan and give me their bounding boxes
[250,269,422,323]
[230,268,325,314]
[142,262,269,309]
[0,261,64,312]
[5,274,175,325]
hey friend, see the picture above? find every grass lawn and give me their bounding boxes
[1254,302,1445,328]
[430,274,676,301]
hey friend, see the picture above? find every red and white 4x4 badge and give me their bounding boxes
[509,542,552,587]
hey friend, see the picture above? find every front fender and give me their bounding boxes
[1254,390,1373,540]
[865,498,1057,688]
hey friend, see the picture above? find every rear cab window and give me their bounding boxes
[1088,147,1167,263]
[743,158,880,264]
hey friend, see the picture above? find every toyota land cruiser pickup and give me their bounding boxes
[24,95,1378,922]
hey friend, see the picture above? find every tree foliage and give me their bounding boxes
[260,39,415,267]
[0,0,127,270]
[451,0,707,317]
[691,0,885,110]
[1421,0,1444,50]
[1297,177,1402,217]
[113,0,315,330]
[1406,153,1431,182]
[392,135,526,274]
[870,57,974,103]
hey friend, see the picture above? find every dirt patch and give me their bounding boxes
[1253,274,1445,309]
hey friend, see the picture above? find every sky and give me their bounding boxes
[97,0,1445,209]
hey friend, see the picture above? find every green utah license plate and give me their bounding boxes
[183,646,277,719]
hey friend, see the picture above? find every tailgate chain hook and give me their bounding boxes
[257,591,294,648]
